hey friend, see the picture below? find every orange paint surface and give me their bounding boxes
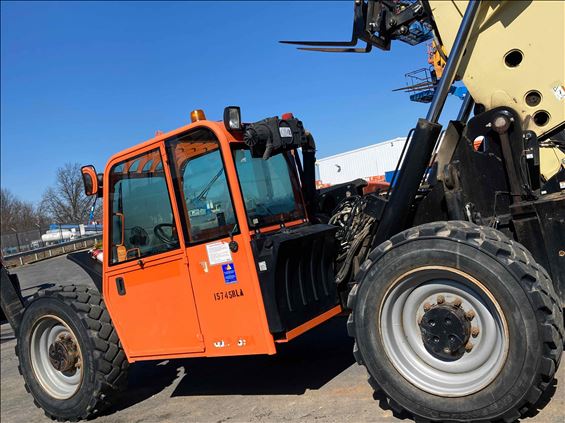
[100,119,334,362]
[276,305,342,343]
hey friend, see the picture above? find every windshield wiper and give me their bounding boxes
[196,168,223,201]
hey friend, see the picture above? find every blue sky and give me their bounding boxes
[1,1,464,204]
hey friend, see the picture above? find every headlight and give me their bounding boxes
[224,106,242,131]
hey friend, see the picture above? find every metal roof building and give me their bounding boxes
[316,137,407,185]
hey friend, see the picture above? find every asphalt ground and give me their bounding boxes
[1,256,564,422]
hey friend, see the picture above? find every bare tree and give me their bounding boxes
[40,163,95,224]
[0,188,49,233]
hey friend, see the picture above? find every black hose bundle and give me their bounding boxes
[329,195,376,284]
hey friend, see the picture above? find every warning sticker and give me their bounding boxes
[279,126,292,138]
[552,85,565,101]
[206,242,232,266]
[222,263,237,284]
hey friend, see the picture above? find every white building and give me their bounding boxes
[316,137,406,185]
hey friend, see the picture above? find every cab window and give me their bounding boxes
[109,149,179,264]
[167,128,237,243]
[232,147,305,228]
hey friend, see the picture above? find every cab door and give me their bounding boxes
[103,146,204,359]
[166,127,274,356]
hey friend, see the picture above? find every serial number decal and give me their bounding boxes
[213,288,244,301]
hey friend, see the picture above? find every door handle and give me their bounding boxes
[116,277,126,296]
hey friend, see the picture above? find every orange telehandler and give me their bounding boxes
[1,1,564,422]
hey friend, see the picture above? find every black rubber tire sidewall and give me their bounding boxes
[354,237,542,421]
[18,296,98,420]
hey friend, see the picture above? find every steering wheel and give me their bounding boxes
[153,223,177,245]
[129,226,148,246]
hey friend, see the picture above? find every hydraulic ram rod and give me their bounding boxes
[373,1,483,244]
[426,0,483,123]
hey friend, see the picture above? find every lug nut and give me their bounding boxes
[465,342,474,352]
[453,298,462,308]
[465,310,475,320]
[443,347,451,354]
[423,302,432,311]
[436,295,445,304]
[471,327,480,337]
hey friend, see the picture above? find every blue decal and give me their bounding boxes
[222,263,237,284]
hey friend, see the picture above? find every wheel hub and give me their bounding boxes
[381,267,508,396]
[48,334,79,372]
[419,301,470,361]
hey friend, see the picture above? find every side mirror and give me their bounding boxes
[81,165,102,197]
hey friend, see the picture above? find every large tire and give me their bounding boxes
[347,221,563,422]
[16,285,128,421]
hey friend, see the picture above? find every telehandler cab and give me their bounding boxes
[1,1,564,422]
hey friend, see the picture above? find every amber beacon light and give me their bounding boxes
[190,109,206,122]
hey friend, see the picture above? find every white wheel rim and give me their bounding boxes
[30,315,83,399]
[380,266,509,397]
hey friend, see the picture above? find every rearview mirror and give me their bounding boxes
[81,165,102,196]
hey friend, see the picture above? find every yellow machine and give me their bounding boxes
[431,0,565,182]
[431,0,564,139]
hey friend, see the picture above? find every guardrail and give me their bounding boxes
[3,234,102,267]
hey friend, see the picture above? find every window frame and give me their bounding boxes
[230,145,306,229]
[166,127,241,246]
[107,147,181,267]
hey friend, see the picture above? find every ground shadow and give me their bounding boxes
[171,316,355,397]
[102,316,355,415]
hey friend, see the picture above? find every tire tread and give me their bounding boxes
[15,285,127,421]
[347,221,564,422]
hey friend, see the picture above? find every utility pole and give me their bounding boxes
[10,227,21,253]
[35,222,43,247]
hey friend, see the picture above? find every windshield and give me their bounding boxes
[232,148,305,228]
